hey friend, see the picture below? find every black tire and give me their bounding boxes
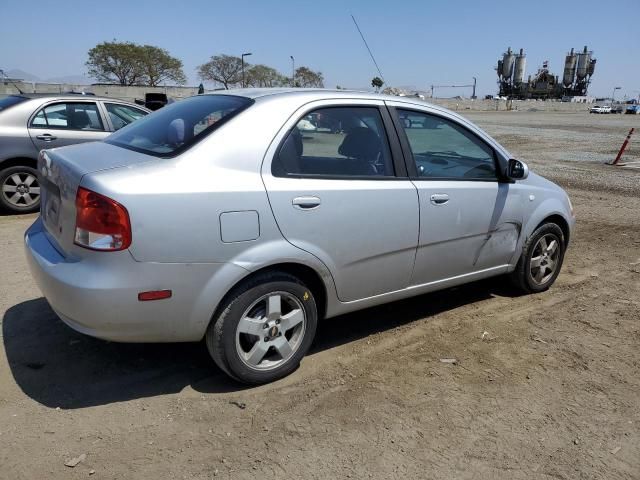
[0,165,41,214]
[206,272,318,384]
[509,223,566,294]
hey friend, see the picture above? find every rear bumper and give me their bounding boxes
[24,217,246,342]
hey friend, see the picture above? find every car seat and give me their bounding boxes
[338,127,389,175]
[68,108,91,130]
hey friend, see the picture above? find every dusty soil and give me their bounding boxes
[1,111,639,480]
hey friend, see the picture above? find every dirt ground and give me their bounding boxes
[1,110,639,480]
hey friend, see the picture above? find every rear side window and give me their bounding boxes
[106,95,253,157]
[0,95,28,111]
[105,103,148,131]
[272,106,394,178]
[30,103,104,131]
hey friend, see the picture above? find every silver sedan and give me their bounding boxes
[0,94,149,213]
[25,89,575,384]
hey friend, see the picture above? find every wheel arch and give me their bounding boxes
[203,262,329,340]
[535,214,570,245]
[0,157,38,170]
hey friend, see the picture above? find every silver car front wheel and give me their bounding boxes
[510,222,566,293]
[206,272,318,384]
[529,234,561,285]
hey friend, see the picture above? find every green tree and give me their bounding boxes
[371,76,384,92]
[86,41,186,86]
[86,41,145,86]
[294,66,324,88]
[139,45,186,86]
[197,55,244,89]
[245,64,287,87]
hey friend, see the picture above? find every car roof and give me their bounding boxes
[206,87,433,105]
[7,93,143,105]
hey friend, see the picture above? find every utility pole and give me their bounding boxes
[290,56,295,87]
[611,86,621,105]
[241,52,252,88]
[472,77,477,99]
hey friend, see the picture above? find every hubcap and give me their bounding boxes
[235,292,306,371]
[530,234,560,285]
[2,172,40,208]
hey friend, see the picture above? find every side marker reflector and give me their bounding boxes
[138,290,172,301]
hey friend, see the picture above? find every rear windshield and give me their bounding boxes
[0,95,28,112]
[105,95,253,157]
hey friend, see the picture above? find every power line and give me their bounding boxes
[351,15,385,83]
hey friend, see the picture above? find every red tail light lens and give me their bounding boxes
[74,187,131,251]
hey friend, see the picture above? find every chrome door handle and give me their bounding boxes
[430,193,449,205]
[292,196,321,209]
[36,134,57,141]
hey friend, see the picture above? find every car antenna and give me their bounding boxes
[351,14,385,84]
[0,68,24,94]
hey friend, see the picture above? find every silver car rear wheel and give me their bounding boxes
[206,272,318,384]
[235,292,307,371]
[0,166,41,213]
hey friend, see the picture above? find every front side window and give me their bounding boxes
[105,103,148,131]
[30,103,104,131]
[396,109,497,180]
[273,106,394,178]
[106,95,252,157]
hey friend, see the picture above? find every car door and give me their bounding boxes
[262,100,419,302]
[28,101,109,151]
[388,104,524,286]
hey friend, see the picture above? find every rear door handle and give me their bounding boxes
[292,196,321,209]
[36,134,57,141]
[430,193,449,205]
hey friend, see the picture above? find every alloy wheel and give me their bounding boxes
[1,172,40,208]
[235,292,306,371]
[530,233,560,285]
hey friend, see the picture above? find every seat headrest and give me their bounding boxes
[338,127,381,159]
[167,118,185,146]
[70,109,91,129]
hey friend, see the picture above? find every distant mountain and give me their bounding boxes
[5,69,91,84]
[5,69,40,81]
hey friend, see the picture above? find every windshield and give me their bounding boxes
[0,95,28,112]
[105,95,253,157]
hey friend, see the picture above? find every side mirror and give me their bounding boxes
[506,158,529,180]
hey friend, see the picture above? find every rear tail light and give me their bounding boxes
[74,187,131,251]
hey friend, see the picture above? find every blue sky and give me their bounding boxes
[1,0,638,98]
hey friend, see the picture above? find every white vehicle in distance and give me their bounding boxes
[590,105,611,114]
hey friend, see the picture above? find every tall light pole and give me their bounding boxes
[472,77,477,99]
[290,56,295,87]
[611,86,621,105]
[241,52,252,88]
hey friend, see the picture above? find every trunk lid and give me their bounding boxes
[38,141,153,255]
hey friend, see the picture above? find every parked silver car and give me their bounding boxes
[25,89,575,384]
[0,94,149,213]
